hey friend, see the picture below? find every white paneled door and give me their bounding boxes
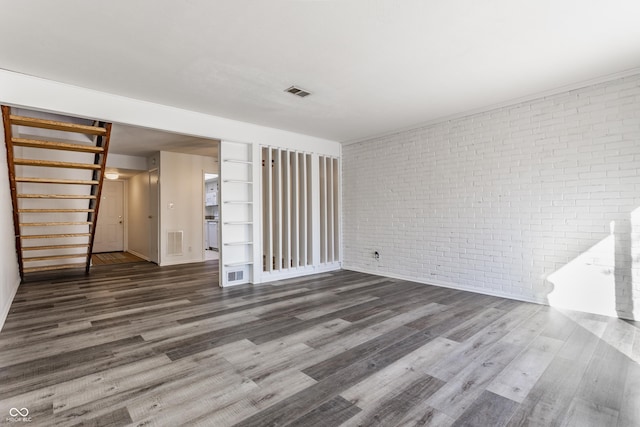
[94,180,124,253]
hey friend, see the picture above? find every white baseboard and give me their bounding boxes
[342,265,546,306]
[0,277,21,332]
[159,258,209,267]
[343,266,640,321]
[127,249,150,262]
[257,262,342,284]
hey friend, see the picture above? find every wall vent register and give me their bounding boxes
[166,230,183,256]
[228,270,244,282]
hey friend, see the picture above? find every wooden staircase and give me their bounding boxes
[2,106,112,280]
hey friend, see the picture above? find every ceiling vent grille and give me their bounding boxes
[285,86,311,98]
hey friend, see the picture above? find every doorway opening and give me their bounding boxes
[91,123,219,269]
[92,178,148,265]
[204,172,219,261]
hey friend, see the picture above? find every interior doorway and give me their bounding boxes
[87,122,219,268]
[93,180,124,253]
[204,172,219,261]
[148,169,160,264]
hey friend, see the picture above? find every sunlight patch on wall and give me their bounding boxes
[632,207,640,319]
[547,234,617,318]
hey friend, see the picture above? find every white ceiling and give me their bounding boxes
[109,124,218,158]
[1,1,639,143]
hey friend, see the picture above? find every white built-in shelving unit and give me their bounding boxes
[219,141,256,286]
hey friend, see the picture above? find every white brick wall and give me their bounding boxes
[343,74,640,319]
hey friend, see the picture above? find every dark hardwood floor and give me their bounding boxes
[0,261,638,426]
[91,252,148,266]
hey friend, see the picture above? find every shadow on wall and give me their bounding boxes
[545,207,640,320]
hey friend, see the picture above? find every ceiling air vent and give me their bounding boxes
[285,86,311,98]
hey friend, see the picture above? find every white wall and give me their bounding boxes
[107,153,148,171]
[343,73,640,320]
[0,122,20,331]
[159,151,216,266]
[127,171,150,259]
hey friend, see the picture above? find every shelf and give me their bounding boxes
[224,159,252,165]
[224,201,253,205]
[224,221,253,225]
[224,241,254,246]
[224,261,254,267]
[223,180,253,184]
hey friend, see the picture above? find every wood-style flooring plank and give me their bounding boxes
[573,336,628,415]
[560,396,619,427]
[451,390,519,427]
[185,368,317,426]
[486,335,563,403]
[72,406,133,427]
[426,303,542,382]
[618,359,640,427]
[285,396,361,427]
[343,373,444,427]
[339,336,458,412]
[425,339,523,420]
[394,404,455,427]
[302,325,417,381]
[0,262,634,427]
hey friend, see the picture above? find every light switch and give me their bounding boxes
[168,202,174,209]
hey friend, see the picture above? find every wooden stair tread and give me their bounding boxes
[12,138,104,153]
[21,233,92,239]
[10,115,107,136]
[23,244,90,251]
[24,253,88,262]
[19,208,95,213]
[16,177,99,185]
[23,263,86,273]
[20,222,92,227]
[18,194,96,199]
[14,159,101,170]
